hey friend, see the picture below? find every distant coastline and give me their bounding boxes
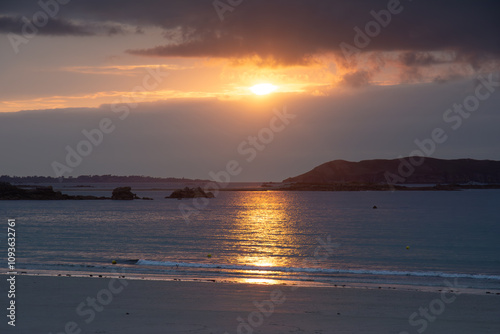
[0,175,209,184]
[256,182,500,192]
[3,156,500,198]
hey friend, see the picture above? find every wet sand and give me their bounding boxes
[1,275,499,333]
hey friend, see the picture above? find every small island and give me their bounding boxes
[166,187,215,199]
[0,182,151,200]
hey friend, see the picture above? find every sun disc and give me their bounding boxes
[250,83,278,95]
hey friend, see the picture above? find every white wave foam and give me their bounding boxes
[135,260,500,281]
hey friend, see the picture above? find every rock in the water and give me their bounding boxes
[112,187,140,200]
[0,182,148,201]
[0,182,67,200]
[166,187,215,199]
[0,182,108,200]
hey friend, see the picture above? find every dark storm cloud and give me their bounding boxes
[1,0,500,65]
[0,15,133,36]
[399,52,453,67]
[124,0,500,67]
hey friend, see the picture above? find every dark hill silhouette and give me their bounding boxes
[283,157,500,184]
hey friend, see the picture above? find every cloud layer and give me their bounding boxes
[2,0,499,64]
[2,0,498,88]
[1,78,499,180]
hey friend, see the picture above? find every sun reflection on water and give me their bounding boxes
[226,191,302,272]
[241,278,282,285]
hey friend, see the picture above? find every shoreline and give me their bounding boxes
[2,271,500,297]
[2,274,499,333]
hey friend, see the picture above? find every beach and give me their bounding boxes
[2,190,500,333]
[2,274,499,333]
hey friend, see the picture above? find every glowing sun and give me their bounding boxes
[250,83,278,95]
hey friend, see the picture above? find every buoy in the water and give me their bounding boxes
[112,260,117,264]
[406,246,410,250]
[373,205,378,209]
[207,254,212,258]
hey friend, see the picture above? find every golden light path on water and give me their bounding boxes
[223,191,305,284]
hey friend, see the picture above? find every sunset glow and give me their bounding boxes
[0,1,498,181]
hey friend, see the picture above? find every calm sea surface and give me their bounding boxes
[2,185,500,291]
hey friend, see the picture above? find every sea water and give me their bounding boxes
[1,186,499,291]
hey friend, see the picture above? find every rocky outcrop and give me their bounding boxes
[166,187,215,199]
[284,158,500,185]
[0,182,152,200]
[111,187,140,200]
[0,182,107,200]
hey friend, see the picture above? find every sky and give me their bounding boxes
[0,0,499,181]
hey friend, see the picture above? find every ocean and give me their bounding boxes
[2,185,500,292]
